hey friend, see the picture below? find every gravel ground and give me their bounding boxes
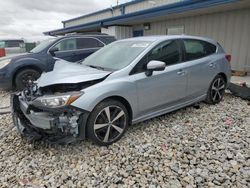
[0,90,10,108]
[0,90,249,188]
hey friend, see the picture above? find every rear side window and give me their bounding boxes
[183,39,216,61]
[77,38,104,49]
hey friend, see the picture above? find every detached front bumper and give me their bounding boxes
[11,93,89,143]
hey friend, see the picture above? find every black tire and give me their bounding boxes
[15,69,41,90]
[205,75,226,104]
[86,99,129,146]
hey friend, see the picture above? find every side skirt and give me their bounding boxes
[132,94,207,124]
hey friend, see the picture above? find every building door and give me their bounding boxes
[133,30,144,37]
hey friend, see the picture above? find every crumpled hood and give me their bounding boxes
[37,60,111,88]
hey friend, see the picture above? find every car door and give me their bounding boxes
[130,40,188,117]
[182,39,218,98]
[52,38,78,62]
[73,37,104,62]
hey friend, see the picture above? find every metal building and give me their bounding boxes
[44,0,250,72]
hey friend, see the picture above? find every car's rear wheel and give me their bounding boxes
[87,99,129,146]
[206,75,226,104]
[15,69,41,90]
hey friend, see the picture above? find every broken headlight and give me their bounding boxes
[33,92,82,108]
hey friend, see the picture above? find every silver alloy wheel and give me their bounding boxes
[211,77,225,102]
[94,105,126,143]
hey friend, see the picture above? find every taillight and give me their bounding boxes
[225,54,231,63]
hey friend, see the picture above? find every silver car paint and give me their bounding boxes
[41,35,231,124]
[37,60,111,87]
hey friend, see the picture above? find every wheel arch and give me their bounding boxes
[99,95,133,124]
[218,72,228,84]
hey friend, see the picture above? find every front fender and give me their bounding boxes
[12,57,46,72]
[2,58,44,83]
[71,79,138,118]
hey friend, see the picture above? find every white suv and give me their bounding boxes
[0,39,26,55]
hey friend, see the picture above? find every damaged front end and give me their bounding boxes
[11,60,111,144]
[11,83,89,144]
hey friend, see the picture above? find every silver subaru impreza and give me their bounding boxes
[12,35,231,145]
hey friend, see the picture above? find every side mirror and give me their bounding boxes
[49,47,59,56]
[146,60,166,76]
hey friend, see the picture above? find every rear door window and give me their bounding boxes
[183,39,216,61]
[77,38,104,49]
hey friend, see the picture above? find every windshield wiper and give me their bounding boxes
[88,65,105,70]
[76,59,84,64]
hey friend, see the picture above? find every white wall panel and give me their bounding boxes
[101,27,116,37]
[126,0,180,14]
[65,11,113,28]
[141,8,250,71]
[101,26,132,40]
[62,0,249,71]
[64,0,180,28]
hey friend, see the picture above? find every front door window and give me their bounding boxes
[55,38,77,51]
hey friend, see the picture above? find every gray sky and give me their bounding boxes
[0,0,131,42]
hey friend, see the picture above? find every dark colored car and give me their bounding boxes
[0,34,116,90]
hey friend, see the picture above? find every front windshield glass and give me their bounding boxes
[31,38,56,53]
[82,40,152,70]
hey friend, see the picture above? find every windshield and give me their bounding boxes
[82,40,152,70]
[31,38,56,53]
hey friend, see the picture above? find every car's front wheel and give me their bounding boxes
[206,75,226,104]
[15,69,41,90]
[87,99,129,146]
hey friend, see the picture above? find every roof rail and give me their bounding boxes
[65,32,108,36]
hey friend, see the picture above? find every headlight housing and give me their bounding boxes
[0,59,11,69]
[33,92,83,108]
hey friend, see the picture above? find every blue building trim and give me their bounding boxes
[62,0,145,23]
[103,0,237,26]
[44,0,238,36]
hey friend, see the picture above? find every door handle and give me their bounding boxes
[209,63,215,68]
[177,70,185,75]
